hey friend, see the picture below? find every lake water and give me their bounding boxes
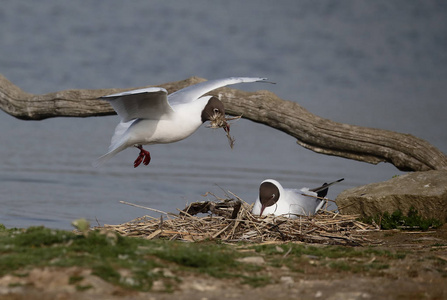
[1,1,446,229]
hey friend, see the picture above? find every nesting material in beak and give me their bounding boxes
[208,113,241,149]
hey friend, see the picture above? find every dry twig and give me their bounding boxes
[98,193,379,246]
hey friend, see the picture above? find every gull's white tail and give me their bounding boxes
[92,121,132,167]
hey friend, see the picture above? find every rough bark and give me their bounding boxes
[1,74,446,171]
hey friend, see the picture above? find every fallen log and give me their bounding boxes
[1,74,446,171]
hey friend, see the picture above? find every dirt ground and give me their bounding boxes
[1,225,446,300]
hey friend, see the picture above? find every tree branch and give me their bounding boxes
[1,73,446,171]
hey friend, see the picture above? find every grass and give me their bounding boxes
[249,243,405,274]
[0,224,410,292]
[0,225,249,291]
[0,226,163,291]
[362,207,443,230]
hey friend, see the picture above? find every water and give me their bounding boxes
[1,1,446,229]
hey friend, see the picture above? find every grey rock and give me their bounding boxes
[280,276,294,286]
[336,170,447,221]
[236,256,265,265]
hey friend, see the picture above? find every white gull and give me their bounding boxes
[94,77,270,167]
[252,178,344,218]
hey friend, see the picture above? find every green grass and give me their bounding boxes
[0,224,411,292]
[251,243,405,260]
[362,207,443,230]
[249,243,405,273]
[147,241,242,278]
[0,226,163,291]
[240,274,271,287]
[0,225,253,291]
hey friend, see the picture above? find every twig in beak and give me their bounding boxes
[223,115,241,149]
[224,123,235,149]
[208,114,241,149]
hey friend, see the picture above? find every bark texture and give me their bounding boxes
[1,74,446,171]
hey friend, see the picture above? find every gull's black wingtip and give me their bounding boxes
[257,78,276,84]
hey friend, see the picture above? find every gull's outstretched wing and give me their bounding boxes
[168,77,271,106]
[100,87,173,122]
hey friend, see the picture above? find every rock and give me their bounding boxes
[0,267,122,296]
[180,278,220,292]
[275,245,284,253]
[280,276,294,286]
[336,170,447,221]
[236,256,265,265]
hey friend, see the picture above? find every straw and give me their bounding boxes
[97,193,379,246]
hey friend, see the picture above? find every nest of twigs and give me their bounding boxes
[100,192,379,246]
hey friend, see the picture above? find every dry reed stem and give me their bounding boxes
[99,194,379,246]
[207,114,241,149]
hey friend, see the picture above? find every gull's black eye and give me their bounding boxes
[213,108,219,113]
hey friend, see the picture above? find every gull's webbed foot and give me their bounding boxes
[134,145,151,168]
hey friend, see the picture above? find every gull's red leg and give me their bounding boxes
[142,149,151,165]
[134,152,145,168]
[134,145,151,168]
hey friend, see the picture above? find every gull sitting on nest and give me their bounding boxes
[252,178,344,218]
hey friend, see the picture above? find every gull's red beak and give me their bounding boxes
[259,205,266,217]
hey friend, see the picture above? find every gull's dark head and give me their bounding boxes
[259,181,280,216]
[201,96,235,147]
[201,96,226,125]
